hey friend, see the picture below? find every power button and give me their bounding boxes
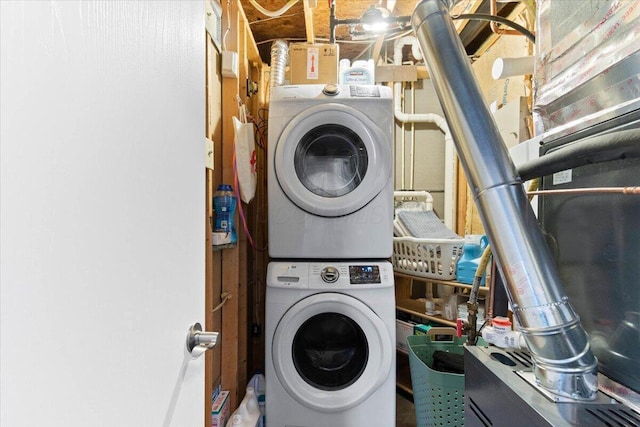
[322,84,340,96]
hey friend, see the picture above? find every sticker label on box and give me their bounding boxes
[307,47,319,80]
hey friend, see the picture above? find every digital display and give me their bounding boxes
[349,265,381,284]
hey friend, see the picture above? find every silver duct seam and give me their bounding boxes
[412,0,598,400]
[269,40,288,89]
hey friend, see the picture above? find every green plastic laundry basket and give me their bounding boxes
[407,328,485,427]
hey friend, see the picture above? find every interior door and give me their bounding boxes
[0,2,205,426]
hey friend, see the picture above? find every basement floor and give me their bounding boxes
[396,391,416,427]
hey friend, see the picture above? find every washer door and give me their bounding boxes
[274,103,391,217]
[272,293,393,412]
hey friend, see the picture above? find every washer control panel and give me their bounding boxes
[320,266,340,283]
[267,262,393,289]
[348,265,381,284]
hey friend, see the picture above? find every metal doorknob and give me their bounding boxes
[186,323,219,356]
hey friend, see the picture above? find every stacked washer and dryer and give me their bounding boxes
[265,84,397,427]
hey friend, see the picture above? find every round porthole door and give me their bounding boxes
[271,293,393,412]
[274,103,392,217]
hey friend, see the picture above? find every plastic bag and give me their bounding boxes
[233,116,257,204]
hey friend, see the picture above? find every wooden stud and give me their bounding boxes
[205,31,225,426]
[371,35,385,65]
[221,0,240,410]
[303,0,315,44]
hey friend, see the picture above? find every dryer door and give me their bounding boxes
[271,292,393,412]
[274,103,392,217]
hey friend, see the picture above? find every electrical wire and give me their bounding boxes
[222,0,231,51]
[239,108,267,149]
[477,319,490,334]
[233,155,266,252]
[212,292,232,313]
[453,13,535,43]
[248,0,300,18]
[232,128,268,252]
[248,13,300,25]
[385,28,414,41]
[256,30,414,47]
[256,37,307,46]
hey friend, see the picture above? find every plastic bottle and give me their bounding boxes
[226,387,260,427]
[213,184,237,249]
[456,235,488,285]
[482,317,526,349]
[247,373,265,427]
[339,58,375,85]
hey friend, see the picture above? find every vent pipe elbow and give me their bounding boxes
[412,0,598,401]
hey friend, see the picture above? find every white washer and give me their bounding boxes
[265,261,396,427]
[268,84,394,259]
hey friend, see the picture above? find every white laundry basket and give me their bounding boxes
[392,191,464,280]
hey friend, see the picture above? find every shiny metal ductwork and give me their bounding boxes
[269,39,288,89]
[411,0,598,401]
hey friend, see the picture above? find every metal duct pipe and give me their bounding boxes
[269,40,288,89]
[412,0,598,401]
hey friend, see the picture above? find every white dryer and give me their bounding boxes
[265,261,396,427]
[268,84,394,259]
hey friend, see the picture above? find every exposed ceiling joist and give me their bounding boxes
[451,0,483,34]
[303,0,315,44]
[241,0,531,64]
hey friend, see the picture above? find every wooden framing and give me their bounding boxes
[371,35,386,65]
[205,0,266,420]
[219,0,241,411]
[303,0,315,44]
[451,0,483,34]
[205,20,224,426]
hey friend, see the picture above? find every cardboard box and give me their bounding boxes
[211,390,230,427]
[396,319,416,353]
[289,43,339,85]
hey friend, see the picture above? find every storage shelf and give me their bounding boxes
[396,298,457,327]
[394,270,492,393]
[393,271,490,293]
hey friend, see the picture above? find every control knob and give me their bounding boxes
[320,266,339,283]
[322,84,340,96]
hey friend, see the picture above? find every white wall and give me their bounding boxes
[394,79,447,217]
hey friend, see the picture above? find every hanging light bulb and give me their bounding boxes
[360,5,389,32]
